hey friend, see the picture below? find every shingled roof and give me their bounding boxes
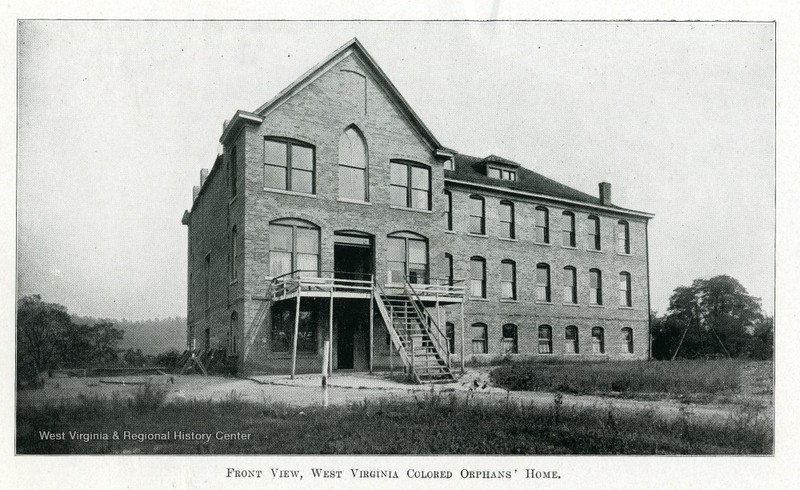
[446,153,651,216]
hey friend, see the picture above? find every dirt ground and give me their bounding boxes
[17,362,773,424]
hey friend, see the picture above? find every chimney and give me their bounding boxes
[599,182,611,205]
[193,185,200,201]
[200,168,209,187]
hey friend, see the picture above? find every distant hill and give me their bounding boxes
[71,315,186,356]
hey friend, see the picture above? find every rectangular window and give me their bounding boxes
[562,212,575,247]
[387,235,428,284]
[618,221,631,254]
[500,261,516,300]
[536,264,551,302]
[592,328,605,354]
[269,222,320,278]
[563,267,577,304]
[487,167,517,181]
[229,146,237,198]
[470,258,486,298]
[619,273,632,307]
[390,161,430,210]
[502,324,518,354]
[469,196,485,234]
[622,328,634,354]
[444,191,453,231]
[565,326,579,354]
[499,201,514,239]
[590,269,603,305]
[587,216,600,250]
[264,138,315,194]
[271,305,318,353]
[535,207,549,243]
[471,324,487,354]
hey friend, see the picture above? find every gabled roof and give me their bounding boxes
[253,37,443,151]
[447,154,653,218]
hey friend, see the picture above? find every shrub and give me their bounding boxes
[129,382,167,412]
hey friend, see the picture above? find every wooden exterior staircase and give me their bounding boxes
[374,280,455,384]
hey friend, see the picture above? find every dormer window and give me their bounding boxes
[487,166,516,181]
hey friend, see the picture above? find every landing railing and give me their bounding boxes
[270,270,373,300]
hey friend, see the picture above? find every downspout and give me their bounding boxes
[646,219,652,360]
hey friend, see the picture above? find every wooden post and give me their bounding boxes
[389,332,394,375]
[410,336,415,379]
[369,294,374,374]
[329,284,334,376]
[460,301,466,374]
[321,340,330,408]
[291,286,302,379]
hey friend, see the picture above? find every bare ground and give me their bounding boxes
[17,361,773,425]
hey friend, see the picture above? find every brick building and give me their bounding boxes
[181,38,654,380]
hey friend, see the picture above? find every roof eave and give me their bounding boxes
[219,110,264,144]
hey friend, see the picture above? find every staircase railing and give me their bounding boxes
[243,280,275,363]
[373,279,416,380]
[403,277,451,368]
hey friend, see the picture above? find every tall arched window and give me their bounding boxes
[499,200,515,239]
[589,268,603,305]
[470,256,487,298]
[387,231,428,284]
[338,126,368,201]
[562,211,576,247]
[535,206,550,243]
[565,325,579,354]
[591,327,605,354]
[538,325,552,354]
[536,263,551,302]
[500,259,516,300]
[469,195,485,234]
[269,218,320,278]
[587,215,600,250]
[228,311,238,355]
[621,327,634,353]
[619,272,632,307]
[617,220,630,254]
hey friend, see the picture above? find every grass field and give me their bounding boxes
[490,359,746,399]
[17,381,772,455]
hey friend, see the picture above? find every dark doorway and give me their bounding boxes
[334,299,369,370]
[333,231,373,281]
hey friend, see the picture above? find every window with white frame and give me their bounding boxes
[592,327,605,354]
[499,201,515,239]
[269,219,320,278]
[390,161,430,210]
[264,137,315,194]
[470,256,487,298]
[471,323,488,354]
[500,260,516,300]
[621,327,634,353]
[619,272,632,307]
[469,195,485,234]
[617,220,631,254]
[536,263,551,302]
[565,325,579,354]
[502,324,518,354]
[387,232,428,284]
[538,325,552,354]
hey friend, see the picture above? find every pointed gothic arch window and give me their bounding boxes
[338,126,369,201]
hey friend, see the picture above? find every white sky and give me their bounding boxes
[16,21,774,319]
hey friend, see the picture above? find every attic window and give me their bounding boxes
[487,166,516,181]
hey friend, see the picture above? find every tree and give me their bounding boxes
[658,275,765,359]
[90,321,124,365]
[16,295,71,386]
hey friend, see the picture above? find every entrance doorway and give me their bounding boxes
[333,231,374,370]
[333,231,373,281]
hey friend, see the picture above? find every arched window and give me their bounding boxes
[617,220,630,254]
[535,206,550,243]
[538,325,552,354]
[590,268,603,305]
[621,327,634,353]
[502,324,518,354]
[500,259,516,300]
[229,226,238,282]
[269,218,320,278]
[562,211,576,247]
[536,263,551,302]
[565,325,579,354]
[445,322,455,354]
[264,137,315,194]
[563,266,577,304]
[338,126,368,201]
[228,311,238,355]
[391,160,430,210]
[499,201,515,239]
[592,327,605,354]
[469,195,486,234]
[587,215,600,250]
[619,272,632,307]
[470,256,487,298]
[444,190,453,231]
[471,323,488,354]
[387,231,428,284]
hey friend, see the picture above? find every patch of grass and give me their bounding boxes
[490,359,742,397]
[16,387,771,455]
